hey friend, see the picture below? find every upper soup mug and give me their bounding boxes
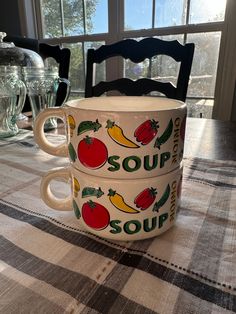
[34,96,187,179]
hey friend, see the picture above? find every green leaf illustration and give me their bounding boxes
[154,119,173,149]
[153,184,170,212]
[77,119,102,135]
[73,199,81,219]
[82,187,104,198]
[68,142,77,162]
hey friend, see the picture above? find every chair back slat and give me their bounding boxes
[85,37,194,102]
[93,78,176,98]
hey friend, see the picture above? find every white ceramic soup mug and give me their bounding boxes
[40,165,183,241]
[34,96,187,179]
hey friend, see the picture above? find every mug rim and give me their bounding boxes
[64,96,186,113]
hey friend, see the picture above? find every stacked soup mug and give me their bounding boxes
[34,96,186,241]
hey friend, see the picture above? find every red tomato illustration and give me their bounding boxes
[134,187,157,210]
[78,136,108,169]
[180,116,186,141]
[82,200,110,230]
[134,119,159,145]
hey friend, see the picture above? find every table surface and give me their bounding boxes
[1,116,236,313]
[184,118,236,161]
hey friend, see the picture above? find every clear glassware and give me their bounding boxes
[0,66,26,138]
[23,66,70,130]
[0,32,44,67]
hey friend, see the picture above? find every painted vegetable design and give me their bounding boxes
[77,119,102,135]
[73,177,80,197]
[82,200,110,230]
[108,189,139,213]
[78,136,108,169]
[153,184,170,212]
[180,116,186,141]
[82,187,104,198]
[134,119,159,145]
[106,120,139,148]
[154,119,173,149]
[67,115,76,137]
[68,142,77,162]
[73,200,81,219]
[134,187,157,210]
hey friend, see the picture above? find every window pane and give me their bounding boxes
[44,57,59,69]
[86,0,108,34]
[41,0,107,38]
[125,0,152,30]
[189,0,226,24]
[63,0,105,36]
[64,41,105,93]
[187,99,213,119]
[84,42,106,84]
[187,32,221,98]
[63,43,84,92]
[41,0,62,38]
[155,0,186,27]
[151,35,184,88]
[63,0,84,36]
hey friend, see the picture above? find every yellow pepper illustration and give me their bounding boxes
[108,189,139,214]
[106,120,139,148]
[73,177,80,197]
[68,115,76,137]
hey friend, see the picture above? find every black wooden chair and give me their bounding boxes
[85,37,194,102]
[4,34,40,52]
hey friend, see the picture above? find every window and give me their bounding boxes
[29,0,234,119]
[40,0,108,37]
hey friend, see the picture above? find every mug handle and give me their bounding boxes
[16,80,27,115]
[34,107,68,157]
[40,167,73,211]
[58,78,71,104]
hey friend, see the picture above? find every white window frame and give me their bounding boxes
[18,0,236,121]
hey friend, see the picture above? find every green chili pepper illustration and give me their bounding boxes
[68,142,77,162]
[73,199,81,219]
[77,119,102,135]
[82,187,104,198]
[153,184,170,212]
[154,119,173,149]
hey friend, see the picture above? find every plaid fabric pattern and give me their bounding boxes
[0,130,236,314]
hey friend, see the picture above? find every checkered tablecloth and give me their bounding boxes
[0,130,236,313]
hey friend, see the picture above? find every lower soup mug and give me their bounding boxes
[40,165,183,241]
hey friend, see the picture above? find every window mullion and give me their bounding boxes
[152,0,155,28]
[183,0,191,43]
[19,0,41,38]
[34,0,44,39]
[82,0,87,34]
[185,0,191,25]
[82,42,86,81]
[121,21,224,39]
[106,0,123,88]
[59,0,65,37]
[148,0,156,79]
